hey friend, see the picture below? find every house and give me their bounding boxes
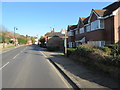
[67,1,120,48]
[44,30,54,44]
[75,17,88,47]
[44,29,67,50]
[10,38,18,45]
[27,39,32,45]
[67,25,77,48]
[34,37,39,45]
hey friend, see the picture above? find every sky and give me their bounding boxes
[2,2,113,37]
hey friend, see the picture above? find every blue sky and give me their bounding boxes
[2,2,112,37]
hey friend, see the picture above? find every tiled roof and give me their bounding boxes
[68,25,77,30]
[45,32,51,36]
[83,16,89,24]
[93,1,120,16]
[93,9,107,17]
[68,25,73,27]
[103,1,120,16]
[80,17,87,21]
[93,1,120,17]
[48,32,64,37]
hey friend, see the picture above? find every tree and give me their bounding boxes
[17,35,27,44]
[39,36,45,47]
[39,36,45,43]
[17,37,27,44]
[31,37,35,44]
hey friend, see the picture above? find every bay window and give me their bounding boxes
[91,20,104,31]
[86,25,91,32]
[79,27,84,34]
[68,31,74,36]
[91,20,99,30]
[75,30,79,34]
[100,20,104,29]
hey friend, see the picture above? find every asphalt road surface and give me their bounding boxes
[1,45,70,88]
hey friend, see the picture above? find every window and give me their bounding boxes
[75,30,79,34]
[86,25,91,32]
[79,27,84,34]
[91,20,99,30]
[87,41,105,47]
[68,42,74,48]
[91,20,104,31]
[100,20,104,29]
[68,31,74,36]
[100,41,105,47]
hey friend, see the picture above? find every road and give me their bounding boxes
[1,45,70,88]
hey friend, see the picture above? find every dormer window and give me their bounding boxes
[75,30,79,34]
[91,20,104,31]
[91,20,99,30]
[79,27,84,34]
[100,20,104,29]
[86,25,91,32]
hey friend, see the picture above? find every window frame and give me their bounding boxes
[79,27,84,34]
[86,25,91,32]
[91,20,104,31]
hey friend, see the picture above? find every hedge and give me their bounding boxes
[67,45,120,79]
[98,47,111,55]
[106,44,120,57]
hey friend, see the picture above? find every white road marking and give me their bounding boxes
[40,51,70,88]
[40,51,47,58]
[0,46,27,70]
[0,62,9,70]
[13,53,20,59]
[12,47,27,59]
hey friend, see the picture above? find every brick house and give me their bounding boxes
[67,25,77,48]
[67,1,120,48]
[44,29,66,50]
[44,29,55,43]
[75,17,88,47]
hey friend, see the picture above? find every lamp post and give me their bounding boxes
[64,30,67,56]
[14,27,18,46]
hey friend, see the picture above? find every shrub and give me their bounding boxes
[17,37,27,44]
[106,44,120,57]
[76,46,94,57]
[79,43,94,48]
[67,48,76,56]
[98,47,111,55]
[67,45,120,79]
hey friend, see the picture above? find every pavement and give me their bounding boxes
[1,45,71,88]
[40,47,119,90]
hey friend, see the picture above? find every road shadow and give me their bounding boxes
[23,45,43,56]
[46,52,119,89]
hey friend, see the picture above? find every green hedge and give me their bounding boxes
[98,47,111,55]
[67,46,120,67]
[67,48,76,56]
[17,37,27,44]
[106,44,120,57]
[67,45,120,79]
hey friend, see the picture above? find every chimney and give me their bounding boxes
[51,28,55,33]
